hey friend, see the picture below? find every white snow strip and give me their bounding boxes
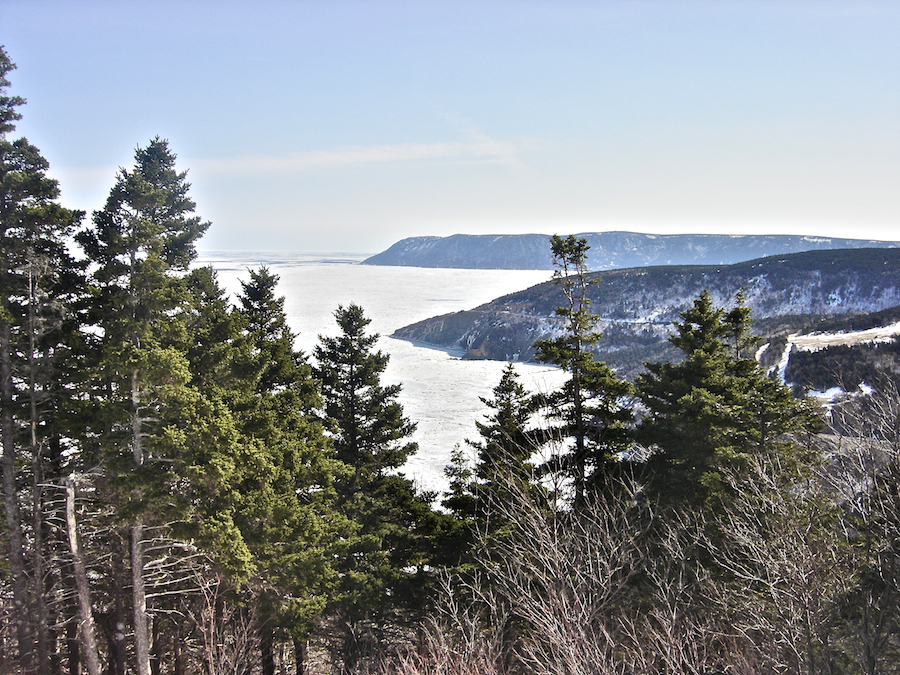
[789,321,900,352]
[810,382,874,405]
[776,340,794,383]
[810,386,846,402]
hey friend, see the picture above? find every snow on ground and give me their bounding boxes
[789,321,900,351]
[810,386,848,403]
[810,382,875,404]
[776,340,793,382]
[784,323,900,402]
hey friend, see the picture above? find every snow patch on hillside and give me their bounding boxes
[776,340,794,382]
[810,382,875,404]
[790,321,900,352]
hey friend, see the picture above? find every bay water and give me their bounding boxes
[198,252,565,495]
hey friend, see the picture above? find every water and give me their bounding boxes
[198,252,566,495]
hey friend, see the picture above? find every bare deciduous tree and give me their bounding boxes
[826,382,900,674]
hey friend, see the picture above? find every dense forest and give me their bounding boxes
[3,46,900,675]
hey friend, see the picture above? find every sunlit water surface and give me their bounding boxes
[198,252,566,495]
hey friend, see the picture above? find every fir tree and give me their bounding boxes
[314,303,446,672]
[534,235,634,505]
[0,45,90,674]
[636,290,822,506]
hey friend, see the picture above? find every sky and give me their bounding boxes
[2,0,898,254]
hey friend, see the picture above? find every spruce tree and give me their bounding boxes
[230,266,343,671]
[0,45,89,674]
[77,138,223,675]
[313,304,445,672]
[315,304,416,478]
[636,290,822,506]
[534,235,634,505]
[471,364,537,485]
[449,364,541,532]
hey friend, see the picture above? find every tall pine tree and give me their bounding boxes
[313,304,445,672]
[77,138,223,675]
[0,45,89,674]
[534,235,634,505]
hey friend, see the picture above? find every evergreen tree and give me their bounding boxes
[636,290,822,506]
[471,364,537,486]
[0,45,89,674]
[77,138,231,675]
[446,364,542,535]
[230,266,343,671]
[238,266,316,395]
[440,447,478,554]
[534,235,634,504]
[313,304,445,672]
[315,304,416,478]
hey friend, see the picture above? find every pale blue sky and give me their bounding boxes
[3,0,898,253]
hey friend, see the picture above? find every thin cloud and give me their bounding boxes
[192,135,530,175]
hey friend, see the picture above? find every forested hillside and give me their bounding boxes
[393,248,900,377]
[4,48,900,675]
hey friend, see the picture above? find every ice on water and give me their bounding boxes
[198,253,566,495]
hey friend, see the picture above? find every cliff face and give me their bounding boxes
[364,232,900,271]
[391,248,900,378]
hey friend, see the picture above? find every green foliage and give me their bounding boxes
[443,364,544,555]
[0,47,24,135]
[637,290,823,507]
[0,78,86,451]
[786,338,900,392]
[314,303,450,669]
[239,266,315,395]
[470,363,538,486]
[0,45,89,674]
[9,40,899,669]
[220,265,344,637]
[77,137,215,504]
[534,235,635,504]
[314,304,417,477]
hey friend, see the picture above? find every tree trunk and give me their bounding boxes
[260,625,275,675]
[132,520,152,675]
[293,637,308,675]
[173,619,184,675]
[150,615,161,675]
[65,476,102,675]
[130,366,152,675]
[26,264,52,675]
[60,559,82,675]
[571,357,586,506]
[64,615,80,675]
[32,476,50,675]
[0,317,34,673]
[109,529,129,675]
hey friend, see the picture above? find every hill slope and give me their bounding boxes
[363,232,900,271]
[391,248,900,378]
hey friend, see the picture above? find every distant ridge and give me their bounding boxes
[362,232,900,271]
